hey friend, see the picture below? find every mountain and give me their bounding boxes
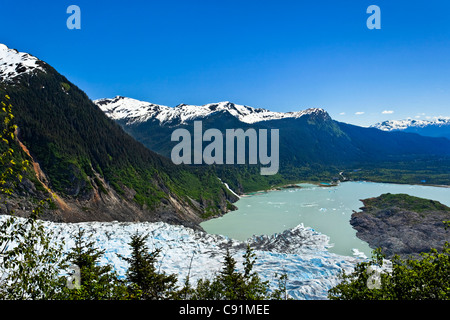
[0,44,238,228]
[372,118,450,140]
[0,43,46,82]
[95,96,450,191]
[96,96,326,125]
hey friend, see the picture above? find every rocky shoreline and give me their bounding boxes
[350,193,450,259]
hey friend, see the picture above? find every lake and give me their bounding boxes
[201,181,450,257]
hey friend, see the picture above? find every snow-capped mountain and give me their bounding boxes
[0,43,237,226]
[372,118,450,139]
[372,118,450,131]
[0,43,46,82]
[94,95,327,125]
[95,95,450,189]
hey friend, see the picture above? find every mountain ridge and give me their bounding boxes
[0,43,237,228]
[95,95,328,126]
[96,95,450,193]
[371,118,450,140]
[0,43,46,82]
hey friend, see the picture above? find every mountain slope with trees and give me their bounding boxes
[96,97,450,193]
[0,45,237,227]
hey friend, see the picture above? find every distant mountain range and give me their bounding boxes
[96,96,326,125]
[372,118,450,140]
[2,42,450,228]
[95,96,450,192]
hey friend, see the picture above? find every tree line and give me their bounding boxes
[1,95,449,300]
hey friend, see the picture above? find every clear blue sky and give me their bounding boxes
[2,0,450,126]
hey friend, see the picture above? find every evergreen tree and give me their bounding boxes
[191,246,274,300]
[60,228,128,300]
[328,231,450,300]
[120,232,178,300]
[218,248,245,299]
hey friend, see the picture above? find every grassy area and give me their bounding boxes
[363,193,450,213]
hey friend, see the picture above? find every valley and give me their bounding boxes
[1,43,449,301]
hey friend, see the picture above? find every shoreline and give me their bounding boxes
[200,178,450,226]
[242,179,450,196]
[201,179,450,258]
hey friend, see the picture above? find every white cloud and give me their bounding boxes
[355,111,365,115]
[382,110,394,114]
[415,113,425,119]
[339,112,346,115]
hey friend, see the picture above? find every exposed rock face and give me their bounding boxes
[0,44,240,230]
[350,193,450,259]
[0,176,205,231]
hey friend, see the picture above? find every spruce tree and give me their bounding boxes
[120,232,178,300]
[191,246,272,300]
[61,228,128,300]
[217,248,245,299]
[328,239,450,300]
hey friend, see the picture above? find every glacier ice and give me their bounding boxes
[0,215,363,300]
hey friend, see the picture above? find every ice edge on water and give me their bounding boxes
[0,216,364,300]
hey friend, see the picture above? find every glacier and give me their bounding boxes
[0,215,363,300]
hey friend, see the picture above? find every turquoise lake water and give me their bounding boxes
[201,181,450,257]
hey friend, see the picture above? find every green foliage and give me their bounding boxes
[345,159,450,186]
[188,246,286,300]
[2,95,449,301]
[60,82,70,92]
[363,193,450,214]
[59,228,129,300]
[0,95,29,196]
[113,103,450,194]
[0,210,67,299]
[119,232,178,300]
[1,75,235,215]
[0,96,67,299]
[0,97,255,301]
[328,241,450,300]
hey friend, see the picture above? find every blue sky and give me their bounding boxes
[2,0,450,126]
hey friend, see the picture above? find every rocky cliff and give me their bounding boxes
[350,193,450,259]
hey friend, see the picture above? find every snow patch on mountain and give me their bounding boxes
[372,118,450,131]
[218,178,240,198]
[94,96,327,125]
[0,43,46,82]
